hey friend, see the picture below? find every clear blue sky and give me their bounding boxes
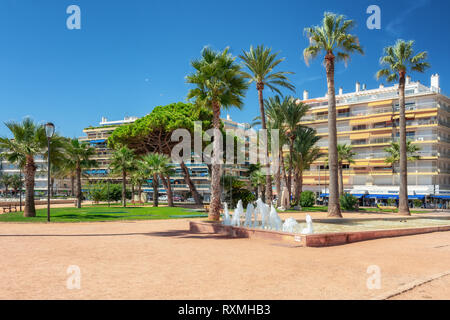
[1,0,449,138]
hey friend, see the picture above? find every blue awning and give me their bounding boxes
[432,195,450,200]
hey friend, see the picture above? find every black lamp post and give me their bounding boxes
[45,122,55,222]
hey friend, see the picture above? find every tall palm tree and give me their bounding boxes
[109,146,137,207]
[130,163,148,204]
[376,40,430,215]
[264,96,287,207]
[187,47,248,221]
[141,153,174,207]
[337,144,356,197]
[240,45,295,204]
[291,127,323,202]
[304,12,363,217]
[65,139,97,208]
[0,118,65,217]
[281,97,310,200]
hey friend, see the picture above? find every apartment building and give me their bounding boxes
[79,115,251,202]
[299,74,450,205]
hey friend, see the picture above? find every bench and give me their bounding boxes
[1,204,18,213]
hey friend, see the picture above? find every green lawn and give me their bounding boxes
[284,206,428,214]
[0,206,207,223]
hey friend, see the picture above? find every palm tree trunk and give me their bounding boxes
[398,71,410,215]
[138,184,142,204]
[275,152,282,207]
[180,161,202,205]
[281,153,288,191]
[70,175,75,197]
[288,141,294,201]
[209,101,222,221]
[153,174,159,207]
[160,174,174,207]
[338,165,344,197]
[325,52,342,218]
[295,169,304,203]
[131,184,135,203]
[257,82,273,205]
[76,164,82,208]
[24,155,37,217]
[122,170,127,207]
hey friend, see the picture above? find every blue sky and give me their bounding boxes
[0,0,449,138]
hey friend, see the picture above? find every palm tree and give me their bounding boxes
[0,118,65,217]
[9,174,23,197]
[187,47,248,221]
[376,40,430,215]
[130,163,148,204]
[250,169,266,201]
[337,144,356,197]
[141,153,174,207]
[291,127,323,202]
[240,45,295,205]
[0,174,12,196]
[65,139,97,208]
[109,146,137,207]
[280,97,310,200]
[303,12,363,217]
[264,96,286,207]
[384,141,421,194]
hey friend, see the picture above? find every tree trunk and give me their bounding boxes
[296,170,304,203]
[70,175,75,197]
[257,82,273,205]
[131,184,135,204]
[180,161,202,205]
[24,155,37,217]
[325,52,342,218]
[122,170,127,207]
[209,101,222,221]
[138,184,142,204]
[398,71,411,215]
[338,164,344,197]
[153,174,159,207]
[275,151,282,207]
[288,140,294,201]
[76,164,82,208]
[281,153,288,192]
[161,174,174,207]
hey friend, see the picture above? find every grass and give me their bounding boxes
[0,206,207,223]
[284,206,428,214]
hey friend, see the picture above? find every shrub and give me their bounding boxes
[340,193,358,211]
[300,191,316,207]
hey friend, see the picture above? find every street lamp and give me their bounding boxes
[45,122,55,222]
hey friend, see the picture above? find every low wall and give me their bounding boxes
[189,221,450,248]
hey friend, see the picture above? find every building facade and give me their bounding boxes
[300,74,450,205]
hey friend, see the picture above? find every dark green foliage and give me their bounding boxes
[86,183,130,202]
[339,193,358,211]
[300,191,316,208]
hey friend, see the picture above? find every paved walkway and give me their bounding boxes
[1,216,449,300]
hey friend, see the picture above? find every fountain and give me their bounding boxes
[244,203,254,227]
[231,200,244,227]
[301,215,314,235]
[222,202,231,226]
[282,217,300,233]
[269,206,283,231]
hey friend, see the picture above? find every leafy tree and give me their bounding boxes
[303,12,363,218]
[9,174,23,196]
[221,175,256,208]
[337,144,356,197]
[187,47,248,221]
[240,45,295,204]
[0,174,12,196]
[109,146,137,207]
[0,118,66,217]
[376,39,430,215]
[250,169,266,201]
[108,102,212,205]
[340,193,358,211]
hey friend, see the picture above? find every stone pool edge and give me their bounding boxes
[189,221,450,247]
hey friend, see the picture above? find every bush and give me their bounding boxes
[85,183,129,202]
[340,193,358,211]
[300,191,316,207]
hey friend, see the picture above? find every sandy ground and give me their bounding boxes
[1,213,450,300]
